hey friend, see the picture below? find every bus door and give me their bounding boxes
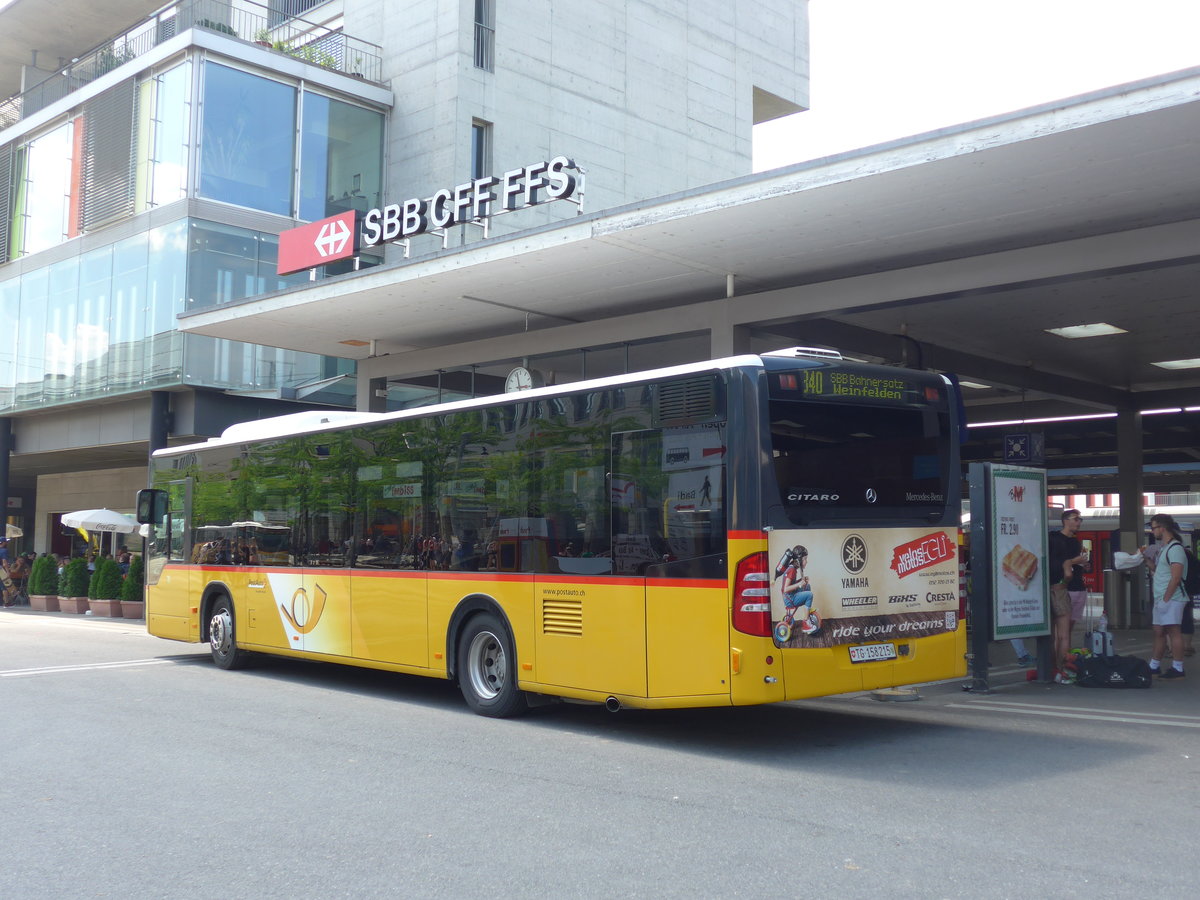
[144,479,195,641]
[267,528,352,658]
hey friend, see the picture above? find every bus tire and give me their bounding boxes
[209,595,249,670]
[457,612,528,718]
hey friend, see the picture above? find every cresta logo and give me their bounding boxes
[362,156,579,246]
[280,584,328,635]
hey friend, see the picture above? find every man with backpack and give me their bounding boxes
[1141,513,1190,678]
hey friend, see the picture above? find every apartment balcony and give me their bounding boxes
[0,0,383,129]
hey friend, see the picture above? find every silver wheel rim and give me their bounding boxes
[466,629,505,701]
[211,608,233,657]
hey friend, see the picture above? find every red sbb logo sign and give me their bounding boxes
[277,211,359,276]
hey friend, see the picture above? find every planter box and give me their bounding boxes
[89,598,123,617]
[30,594,60,612]
[58,596,90,614]
[119,600,144,619]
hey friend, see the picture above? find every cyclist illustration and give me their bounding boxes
[773,544,821,641]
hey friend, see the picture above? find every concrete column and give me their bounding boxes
[708,302,752,358]
[149,392,171,456]
[365,376,388,412]
[0,418,11,531]
[1116,406,1146,626]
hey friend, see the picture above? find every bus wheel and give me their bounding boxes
[209,596,249,670]
[457,612,528,717]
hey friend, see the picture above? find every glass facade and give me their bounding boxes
[6,55,385,254]
[136,61,191,212]
[11,120,77,256]
[300,92,384,221]
[199,63,296,216]
[0,217,352,413]
[0,52,387,413]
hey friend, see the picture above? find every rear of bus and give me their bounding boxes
[728,354,965,703]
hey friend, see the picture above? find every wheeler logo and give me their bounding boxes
[841,534,867,574]
[841,595,877,608]
[889,531,955,578]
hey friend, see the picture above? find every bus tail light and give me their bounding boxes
[733,552,772,636]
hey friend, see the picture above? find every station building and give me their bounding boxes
[0,0,807,551]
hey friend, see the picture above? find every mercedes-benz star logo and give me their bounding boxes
[841,534,867,574]
[865,488,878,504]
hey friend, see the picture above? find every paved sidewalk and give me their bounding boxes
[960,627,1198,715]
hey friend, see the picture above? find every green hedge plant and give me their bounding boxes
[30,555,58,595]
[59,557,90,598]
[120,555,144,603]
[90,558,123,600]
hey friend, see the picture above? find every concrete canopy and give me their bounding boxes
[179,68,1200,449]
[0,0,164,98]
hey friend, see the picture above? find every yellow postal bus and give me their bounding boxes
[137,350,966,716]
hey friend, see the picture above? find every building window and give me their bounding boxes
[471,120,492,181]
[268,0,326,28]
[198,63,296,217]
[299,93,384,221]
[11,119,78,257]
[136,62,191,213]
[474,0,495,71]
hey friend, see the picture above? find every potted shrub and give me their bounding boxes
[58,557,91,614]
[29,555,60,612]
[120,554,145,620]
[197,18,238,37]
[254,27,273,47]
[88,557,124,617]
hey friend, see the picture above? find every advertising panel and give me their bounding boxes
[988,466,1049,638]
[768,527,959,648]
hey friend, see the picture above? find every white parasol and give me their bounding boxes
[61,508,140,534]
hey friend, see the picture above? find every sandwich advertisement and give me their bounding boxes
[988,465,1050,638]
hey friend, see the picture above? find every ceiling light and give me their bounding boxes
[339,339,371,347]
[957,380,991,389]
[1151,358,1200,370]
[967,412,1118,428]
[1044,323,1127,339]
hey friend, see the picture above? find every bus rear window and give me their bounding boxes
[768,398,950,524]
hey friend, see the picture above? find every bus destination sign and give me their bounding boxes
[796,369,915,402]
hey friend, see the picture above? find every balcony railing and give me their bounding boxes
[0,0,383,129]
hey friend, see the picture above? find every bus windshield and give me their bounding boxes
[768,366,952,525]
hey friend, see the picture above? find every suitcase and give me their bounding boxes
[1086,629,1114,657]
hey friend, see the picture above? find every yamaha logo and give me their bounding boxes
[841,534,867,574]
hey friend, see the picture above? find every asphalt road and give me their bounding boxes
[2,611,1195,898]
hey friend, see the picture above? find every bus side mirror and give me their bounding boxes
[136,489,168,524]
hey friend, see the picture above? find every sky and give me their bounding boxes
[753,0,1200,171]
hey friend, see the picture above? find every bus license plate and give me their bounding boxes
[849,643,897,663]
